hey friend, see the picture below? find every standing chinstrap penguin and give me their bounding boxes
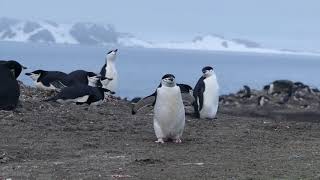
[133,74,185,144]
[193,66,219,119]
[100,49,118,95]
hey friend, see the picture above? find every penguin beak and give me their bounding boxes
[22,66,27,70]
[114,49,118,53]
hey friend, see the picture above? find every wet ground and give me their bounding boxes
[1,83,320,179]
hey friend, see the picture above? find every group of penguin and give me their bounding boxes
[0,48,220,144]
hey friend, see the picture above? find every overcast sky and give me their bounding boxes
[1,0,319,51]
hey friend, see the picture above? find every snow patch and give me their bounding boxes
[38,21,78,44]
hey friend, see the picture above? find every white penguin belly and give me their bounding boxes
[105,66,118,93]
[154,86,185,139]
[35,82,57,91]
[200,76,219,119]
[57,95,89,104]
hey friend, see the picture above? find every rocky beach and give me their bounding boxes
[1,81,320,179]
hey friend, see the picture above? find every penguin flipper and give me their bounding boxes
[193,77,205,116]
[100,64,107,77]
[50,80,67,90]
[132,92,156,115]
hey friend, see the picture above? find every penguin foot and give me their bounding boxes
[155,139,164,144]
[174,139,182,144]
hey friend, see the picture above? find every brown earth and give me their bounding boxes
[1,84,320,179]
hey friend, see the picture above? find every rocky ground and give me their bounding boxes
[1,81,320,179]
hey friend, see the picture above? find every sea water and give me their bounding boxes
[1,42,319,98]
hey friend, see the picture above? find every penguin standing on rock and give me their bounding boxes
[0,60,27,110]
[193,66,219,119]
[100,49,118,95]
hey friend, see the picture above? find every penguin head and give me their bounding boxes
[263,85,270,91]
[106,49,118,62]
[161,74,176,87]
[3,60,27,79]
[25,70,46,81]
[202,66,214,78]
[87,72,100,86]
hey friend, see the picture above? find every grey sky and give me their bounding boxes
[1,0,319,51]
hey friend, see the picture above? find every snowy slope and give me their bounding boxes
[0,17,118,45]
[119,35,320,56]
[0,17,318,56]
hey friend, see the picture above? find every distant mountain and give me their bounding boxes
[0,17,120,45]
[0,17,318,56]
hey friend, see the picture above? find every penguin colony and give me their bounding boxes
[1,49,219,144]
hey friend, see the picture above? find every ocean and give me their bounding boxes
[1,42,319,99]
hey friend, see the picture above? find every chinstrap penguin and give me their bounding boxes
[25,70,68,91]
[0,60,26,110]
[0,60,27,79]
[237,85,251,98]
[153,74,185,143]
[51,70,102,88]
[45,73,113,105]
[133,74,185,144]
[193,66,219,119]
[131,83,194,115]
[100,49,118,94]
[264,80,293,96]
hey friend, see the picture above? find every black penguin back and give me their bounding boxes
[65,70,89,86]
[0,64,20,110]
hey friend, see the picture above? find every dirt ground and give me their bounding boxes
[1,84,320,179]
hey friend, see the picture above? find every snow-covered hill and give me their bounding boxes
[0,17,318,56]
[0,17,119,45]
[119,35,319,56]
